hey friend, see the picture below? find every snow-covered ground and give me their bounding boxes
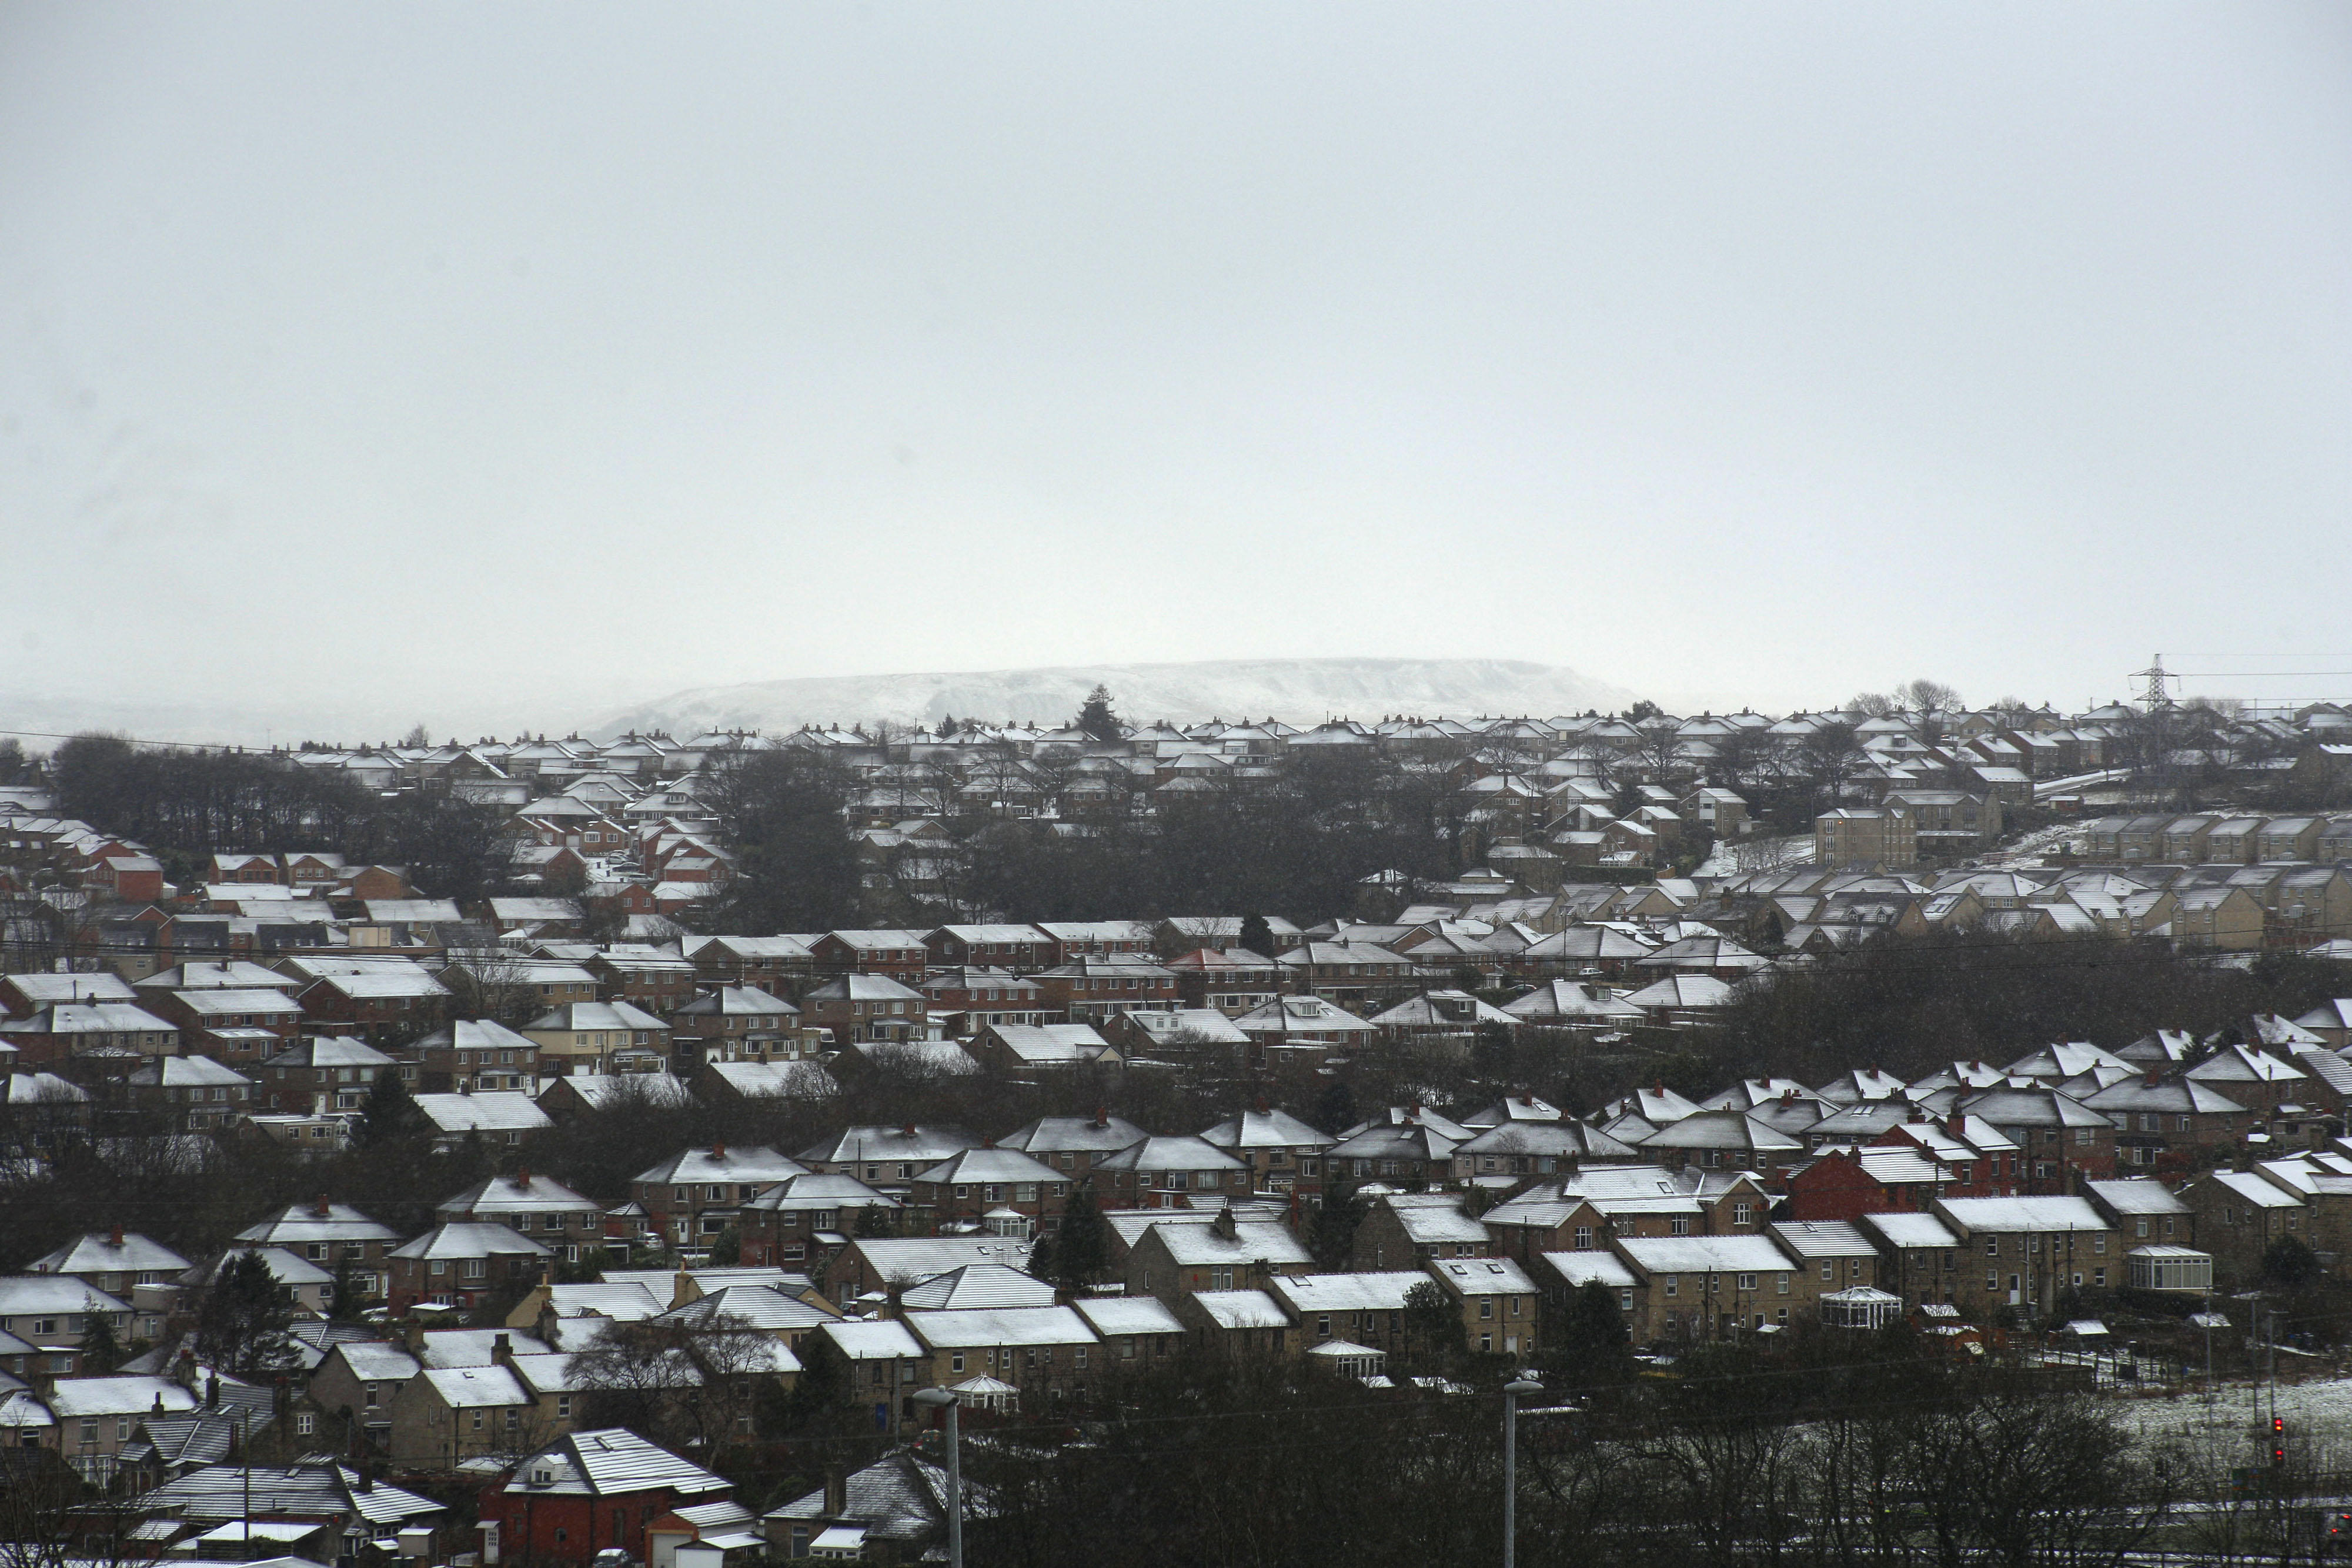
[2116,1374,2352,1477]
[1968,820,2087,869]
[1694,833,1815,880]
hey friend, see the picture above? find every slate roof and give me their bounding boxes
[503,1427,730,1497]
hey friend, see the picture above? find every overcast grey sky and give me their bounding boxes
[3,2,2347,739]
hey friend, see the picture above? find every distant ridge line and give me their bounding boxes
[590,656,1640,738]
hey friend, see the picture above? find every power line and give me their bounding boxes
[0,727,253,753]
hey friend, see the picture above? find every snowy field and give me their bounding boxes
[2116,1374,2352,1477]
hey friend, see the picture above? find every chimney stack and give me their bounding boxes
[111,1221,124,1247]
[314,1193,332,1218]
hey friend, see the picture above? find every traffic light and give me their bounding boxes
[2273,1416,2287,1467]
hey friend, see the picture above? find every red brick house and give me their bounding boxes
[809,931,930,985]
[296,971,454,1043]
[1785,1146,1958,1222]
[477,1429,733,1564]
[1031,957,1182,1022]
[921,924,1055,972]
[88,854,166,904]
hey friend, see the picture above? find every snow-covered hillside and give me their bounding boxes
[591,657,1639,737]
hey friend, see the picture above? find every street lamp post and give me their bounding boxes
[911,1386,963,1568]
[1502,1375,1542,1568]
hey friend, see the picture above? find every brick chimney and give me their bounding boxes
[492,1332,513,1369]
[823,1466,847,1518]
[514,1166,532,1190]
[1093,1106,1109,1129]
[711,1141,726,1161]
[313,1193,332,1218]
[110,1221,124,1247]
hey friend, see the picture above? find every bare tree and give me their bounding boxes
[1900,677,1964,714]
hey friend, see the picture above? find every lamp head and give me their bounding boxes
[911,1388,959,1409]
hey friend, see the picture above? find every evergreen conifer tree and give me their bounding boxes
[1075,686,1121,744]
[1237,913,1275,958]
[79,1309,122,1373]
[1049,1182,1108,1289]
[355,1065,422,1148]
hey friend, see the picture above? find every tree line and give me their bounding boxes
[958,1331,2204,1568]
[49,733,517,904]
[1697,929,2348,1091]
[697,743,1491,932]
